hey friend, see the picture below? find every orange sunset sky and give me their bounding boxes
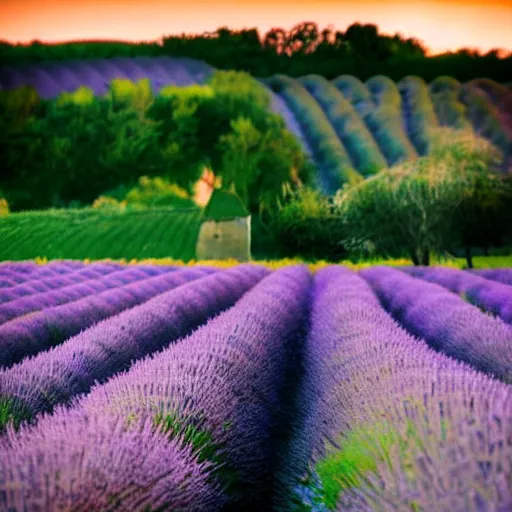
[1,0,511,55]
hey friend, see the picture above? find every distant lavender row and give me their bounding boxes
[361,266,512,383]
[0,260,88,287]
[263,84,315,160]
[290,266,512,510]
[0,56,214,98]
[469,267,512,285]
[0,262,125,304]
[0,265,175,323]
[0,264,268,431]
[0,262,38,287]
[0,261,37,276]
[0,267,216,368]
[0,266,312,510]
[403,266,512,325]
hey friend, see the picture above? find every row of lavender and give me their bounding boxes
[0,262,511,510]
[288,266,511,511]
[1,266,310,510]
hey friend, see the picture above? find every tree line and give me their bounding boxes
[1,22,511,83]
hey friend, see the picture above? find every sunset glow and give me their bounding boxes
[1,0,512,55]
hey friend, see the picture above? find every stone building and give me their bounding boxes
[195,188,251,262]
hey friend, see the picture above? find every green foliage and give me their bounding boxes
[92,196,126,212]
[217,117,265,207]
[56,86,96,107]
[1,25,510,82]
[313,419,435,510]
[147,84,209,189]
[109,78,154,116]
[270,186,345,261]
[429,77,472,131]
[0,397,32,434]
[2,87,165,210]
[154,411,239,494]
[150,71,310,210]
[203,188,249,221]
[459,84,512,158]
[154,411,219,464]
[430,129,512,265]
[316,423,402,508]
[0,85,40,128]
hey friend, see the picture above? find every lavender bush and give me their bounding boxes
[361,266,512,382]
[0,264,268,430]
[287,266,512,511]
[0,267,215,368]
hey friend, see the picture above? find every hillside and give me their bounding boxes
[2,57,510,196]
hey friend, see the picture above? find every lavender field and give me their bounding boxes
[0,260,511,511]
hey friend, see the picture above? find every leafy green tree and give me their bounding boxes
[217,117,263,207]
[336,158,463,265]
[429,128,511,266]
[337,129,510,265]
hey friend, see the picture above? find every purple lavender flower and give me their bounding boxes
[1,410,224,511]
[0,260,88,287]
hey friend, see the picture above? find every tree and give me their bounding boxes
[287,22,320,55]
[337,129,510,265]
[262,28,288,55]
[217,117,263,207]
[337,158,464,265]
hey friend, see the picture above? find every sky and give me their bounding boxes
[1,0,511,55]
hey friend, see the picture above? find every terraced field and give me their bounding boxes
[0,261,511,510]
[2,57,511,195]
[0,207,202,261]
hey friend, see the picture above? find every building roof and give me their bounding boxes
[202,188,249,221]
